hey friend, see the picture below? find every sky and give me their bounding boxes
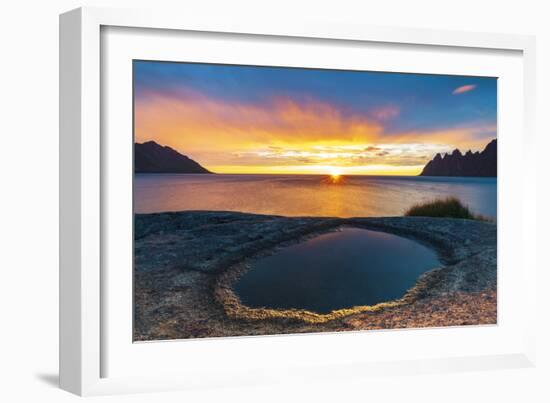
[134,60,497,175]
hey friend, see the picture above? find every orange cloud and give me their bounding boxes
[452,84,477,95]
[135,89,495,175]
[135,89,383,158]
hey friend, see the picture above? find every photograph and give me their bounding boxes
[132,60,497,341]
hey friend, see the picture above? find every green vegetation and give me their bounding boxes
[405,197,489,221]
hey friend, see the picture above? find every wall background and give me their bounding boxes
[0,1,547,402]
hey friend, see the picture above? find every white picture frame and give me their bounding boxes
[59,6,538,396]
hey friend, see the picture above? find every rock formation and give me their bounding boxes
[420,139,496,177]
[135,141,212,174]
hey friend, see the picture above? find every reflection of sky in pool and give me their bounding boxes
[234,227,441,314]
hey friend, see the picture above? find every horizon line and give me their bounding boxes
[134,172,421,177]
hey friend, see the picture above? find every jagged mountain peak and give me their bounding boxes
[420,139,496,177]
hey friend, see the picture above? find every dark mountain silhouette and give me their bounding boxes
[420,139,497,177]
[135,141,212,174]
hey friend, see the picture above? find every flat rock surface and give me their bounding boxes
[134,211,497,341]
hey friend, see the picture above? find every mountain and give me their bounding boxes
[135,141,212,174]
[420,139,497,177]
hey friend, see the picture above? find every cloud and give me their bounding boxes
[452,84,477,95]
[227,142,448,169]
[135,87,495,173]
[370,106,400,120]
[135,89,384,154]
[364,146,381,152]
[387,124,496,152]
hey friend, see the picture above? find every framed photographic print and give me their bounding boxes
[132,60,500,341]
[60,7,537,396]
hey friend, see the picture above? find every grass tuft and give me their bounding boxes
[405,197,489,221]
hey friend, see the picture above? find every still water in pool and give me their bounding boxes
[233,227,441,314]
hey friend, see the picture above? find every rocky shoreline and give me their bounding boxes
[134,211,497,341]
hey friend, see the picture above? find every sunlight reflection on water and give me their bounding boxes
[134,174,496,219]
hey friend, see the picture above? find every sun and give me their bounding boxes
[328,167,342,178]
[326,167,344,183]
